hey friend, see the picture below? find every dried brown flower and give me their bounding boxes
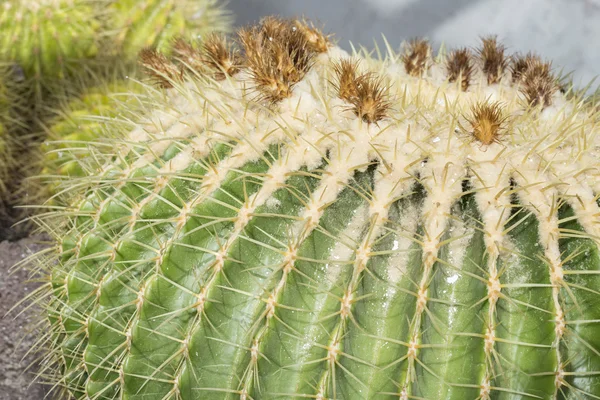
[477,36,508,84]
[332,58,360,102]
[238,16,316,103]
[201,33,242,80]
[401,38,431,77]
[466,101,507,145]
[172,37,205,73]
[446,48,474,91]
[350,73,392,123]
[510,52,541,83]
[332,59,391,124]
[138,48,183,88]
[518,58,556,108]
[294,19,331,53]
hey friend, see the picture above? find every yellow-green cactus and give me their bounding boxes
[39,79,144,203]
[30,18,600,400]
[0,0,100,83]
[108,0,231,57]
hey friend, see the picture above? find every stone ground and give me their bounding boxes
[0,237,50,400]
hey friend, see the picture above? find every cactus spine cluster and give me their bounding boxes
[31,17,600,400]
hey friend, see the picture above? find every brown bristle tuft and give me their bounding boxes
[294,18,331,53]
[446,48,474,91]
[201,33,242,80]
[139,48,183,88]
[466,101,506,145]
[519,59,557,108]
[172,37,205,73]
[332,59,391,124]
[332,58,360,102]
[477,36,508,84]
[259,15,289,40]
[510,52,541,82]
[237,16,317,103]
[351,73,392,123]
[401,38,431,77]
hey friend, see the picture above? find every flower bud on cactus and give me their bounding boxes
[31,17,600,400]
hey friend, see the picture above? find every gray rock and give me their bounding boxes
[0,238,50,400]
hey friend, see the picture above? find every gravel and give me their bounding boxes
[0,237,51,400]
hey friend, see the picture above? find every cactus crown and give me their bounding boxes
[29,16,600,400]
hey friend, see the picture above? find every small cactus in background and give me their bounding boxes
[0,0,100,89]
[108,0,232,57]
[37,78,144,204]
[27,17,600,400]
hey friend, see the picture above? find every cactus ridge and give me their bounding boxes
[30,17,600,400]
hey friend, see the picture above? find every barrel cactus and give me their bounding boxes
[33,18,600,400]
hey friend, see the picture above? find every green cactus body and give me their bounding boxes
[109,0,230,56]
[0,0,99,81]
[36,20,600,400]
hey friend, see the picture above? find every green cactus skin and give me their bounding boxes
[0,0,100,82]
[32,22,600,400]
[109,0,231,57]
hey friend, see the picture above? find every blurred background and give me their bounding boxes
[228,0,600,90]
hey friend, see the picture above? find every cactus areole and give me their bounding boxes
[38,17,600,400]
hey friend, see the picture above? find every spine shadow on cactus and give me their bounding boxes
[19,15,600,400]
